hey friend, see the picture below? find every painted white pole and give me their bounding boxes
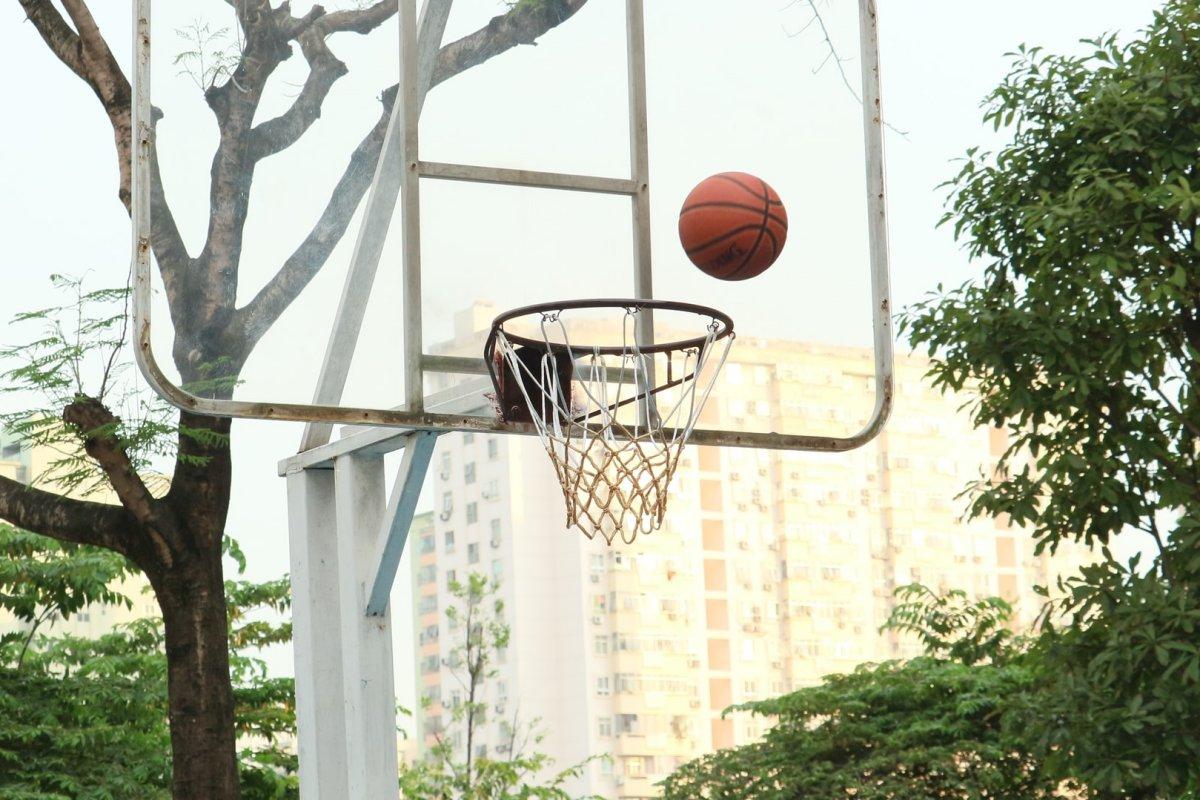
[334,454,401,798]
[287,469,351,799]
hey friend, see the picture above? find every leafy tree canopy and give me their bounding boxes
[0,530,296,800]
[899,2,1200,795]
[660,586,1060,800]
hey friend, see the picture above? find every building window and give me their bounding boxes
[417,565,436,585]
[446,569,457,589]
[492,559,503,579]
[420,655,439,674]
[625,756,645,778]
[483,479,499,500]
[616,714,640,735]
[490,519,502,547]
[464,462,476,484]
[468,543,480,564]
[420,624,439,644]
[444,530,455,552]
[466,503,478,524]
[419,534,435,554]
[441,492,453,517]
[487,438,499,460]
[594,635,608,655]
[596,677,611,696]
[598,717,613,737]
[439,451,451,477]
[463,432,475,444]
[418,596,437,614]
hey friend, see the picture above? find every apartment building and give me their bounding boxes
[409,303,1093,799]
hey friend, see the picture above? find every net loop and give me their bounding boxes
[484,299,734,544]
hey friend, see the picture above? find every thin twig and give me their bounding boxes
[791,0,909,138]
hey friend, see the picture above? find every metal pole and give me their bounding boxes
[287,470,351,799]
[300,0,453,451]
[625,0,659,426]
[400,0,424,412]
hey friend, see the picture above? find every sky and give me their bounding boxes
[0,0,1163,695]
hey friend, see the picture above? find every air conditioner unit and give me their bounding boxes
[438,511,452,521]
[591,616,603,625]
[730,472,741,481]
[590,573,601,584]
[689,699,702,709]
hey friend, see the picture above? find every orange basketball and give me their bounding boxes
[678,172,788,281]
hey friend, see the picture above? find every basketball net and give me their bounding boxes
[492,306,733,544]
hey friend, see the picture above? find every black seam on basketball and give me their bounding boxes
[762,226,779,263]
[726,179,772,279]
[684,224,772,256]
[681,201,788,228]
[712,173,783,206]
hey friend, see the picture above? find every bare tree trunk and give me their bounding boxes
[154,555,240,799]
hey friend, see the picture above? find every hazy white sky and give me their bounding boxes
[0,1,1162,690]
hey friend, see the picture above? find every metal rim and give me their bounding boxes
[486,298,735,358]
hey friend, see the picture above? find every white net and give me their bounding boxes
[489,304,733,544]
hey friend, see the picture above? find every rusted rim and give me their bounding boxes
[485,298,734,358]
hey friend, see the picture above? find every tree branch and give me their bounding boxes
[0,474,132,554]
[61,397,154,518]
[236,85,396,345]
[237,0,592,341]
[430,0,589,90]
[248,30,349,161]
[18,0,190,287]
[16,0,86,81]
[311,0,398,36]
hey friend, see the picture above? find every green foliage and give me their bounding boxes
[0,522,137,657]
[0,621,172,800]
[0,275,226,497]
[1017,557,1200,797]
[0,532,296,799]
[886,584,1015,666]
[401,573,600,799]
[660,589,1058,800]
[897,3,1200,795]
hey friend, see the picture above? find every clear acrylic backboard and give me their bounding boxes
[130,0,892,453]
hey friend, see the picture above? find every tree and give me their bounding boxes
[7,2,590,795]
[660,586,1060,800]
[899,2,1200,795]
[0,527,296,799]
[400,573,599,799]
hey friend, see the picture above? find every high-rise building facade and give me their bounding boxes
[410,303,1092,799]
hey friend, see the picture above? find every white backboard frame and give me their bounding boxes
[131,0,894,453]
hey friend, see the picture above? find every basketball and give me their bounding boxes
[678,172,788,280]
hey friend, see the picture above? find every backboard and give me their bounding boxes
[131,0,892,454]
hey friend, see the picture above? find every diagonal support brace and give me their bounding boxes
[365,430,438,616]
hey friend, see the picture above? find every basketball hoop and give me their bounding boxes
[484,299,734,544]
